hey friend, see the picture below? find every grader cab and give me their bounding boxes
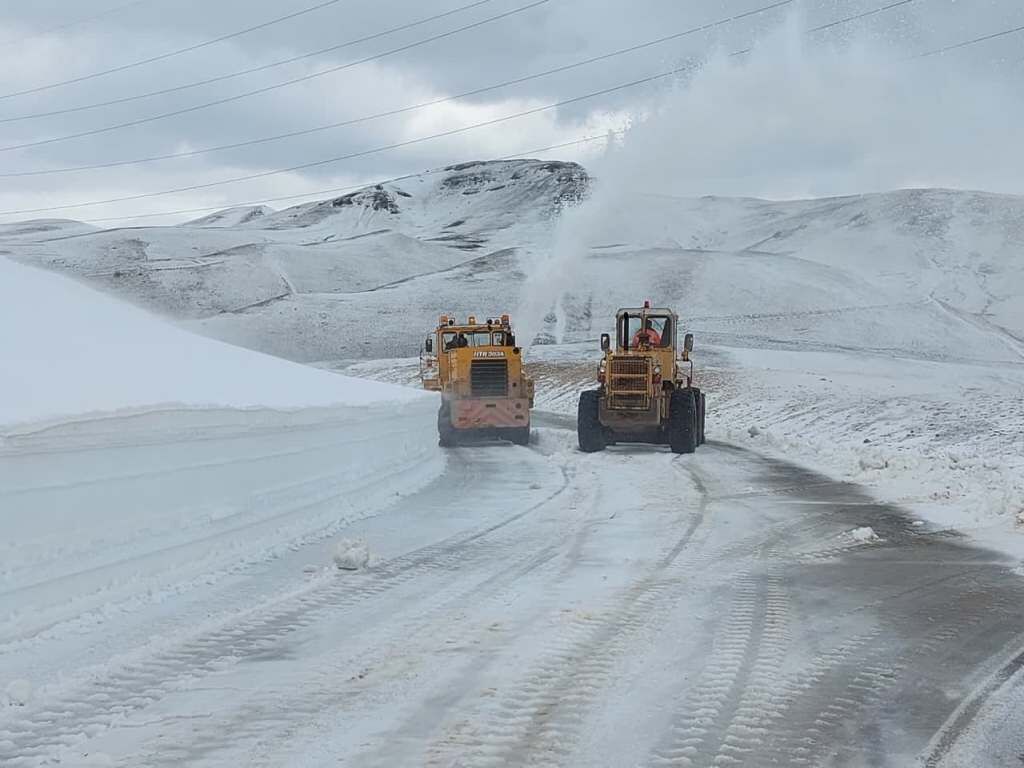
[577,301,706,454]
[420,313,534,447]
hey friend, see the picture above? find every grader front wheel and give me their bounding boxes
[668,389,698,455]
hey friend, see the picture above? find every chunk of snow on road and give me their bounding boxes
[858,452,889,471]
[333,538,370,571]
[848,527,880,543]
[747,425,761,438]
[0,258,423,430]
[76,752,114,766]
[4,678,32,706]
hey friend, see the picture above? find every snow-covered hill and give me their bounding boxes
[3,160,586,331]
[185,205,274,228]
[5,170,1021,369]
[566,188,1024,361]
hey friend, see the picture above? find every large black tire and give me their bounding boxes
[577,390,606,453]
[699,392,707,444]
[691,387,706,446]
[668,388,698,454]
[437,402,456,448]
[508,425,531,446]
[691,387,703,447]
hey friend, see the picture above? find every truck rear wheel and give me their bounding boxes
[437,402,456,448]
[508,425,531,446]
[668,389,698,454]
[699,392,707,444]
[577,390,606,453]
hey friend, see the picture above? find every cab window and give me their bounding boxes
[619,314,673,348]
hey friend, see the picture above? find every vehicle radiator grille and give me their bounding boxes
[471,360,509,397]
[608,357,650,409]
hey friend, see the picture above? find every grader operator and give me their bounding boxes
[420,314,534,447]
[578,301,706,454]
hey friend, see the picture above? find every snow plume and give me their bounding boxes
[517,12,1024,345]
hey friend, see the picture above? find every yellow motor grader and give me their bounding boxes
[420,313,534,447]
[578,301,706,454]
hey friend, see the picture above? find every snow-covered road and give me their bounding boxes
[3,414,1022,767]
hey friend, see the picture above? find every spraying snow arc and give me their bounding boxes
[517,13,1024,341]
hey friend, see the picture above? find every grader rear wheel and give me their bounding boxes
[508,425,531,446]
[437,402,457,448]
[577,390,606,453]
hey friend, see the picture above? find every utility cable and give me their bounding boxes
[915,23,1024,58]
[0,0,500,124]
[0,0,793,176]
[0,69,678,216]
[0,0,157,47]
[0,0,548,153]
[8,0,1017,220]
[0,0,350,101]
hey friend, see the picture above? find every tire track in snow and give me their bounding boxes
[757,583,1010,767]
[129,529,571,767]
[647,574,789,768]
[922,637,1024,767]
[0,467,573,765]
[0,447,438,649]
[423,459,709,768]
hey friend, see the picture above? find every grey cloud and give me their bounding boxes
[0,0,1021,223]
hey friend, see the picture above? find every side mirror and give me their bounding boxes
[425,337,433,353]
[600,333,611,352]
[683,333,694,354]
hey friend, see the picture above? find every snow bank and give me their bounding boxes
[0,259,424,430]
[0,259,445,699]
[709,345,1024,546]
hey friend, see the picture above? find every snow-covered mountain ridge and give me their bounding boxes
[2,161,1021,368]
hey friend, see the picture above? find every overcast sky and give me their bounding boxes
[0,0,1020,225]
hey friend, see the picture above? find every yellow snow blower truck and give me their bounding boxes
[578,301,706,454]
[420,313,534,447]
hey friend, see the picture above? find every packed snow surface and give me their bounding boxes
[0,258,422,429]
[3,679,31,707]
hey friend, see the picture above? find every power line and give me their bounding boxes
[0,0,158,47]
[0,0,795,177]
[7,0,1014,221]
[0,68,680,216]
[0,0,350,101]
[728,0,921,57]
[0,0,932,213]
[79,131,623,225]
[807,0,919,35]
[0,0,549,153]
[0,0,500,124]
[915,22,1024,59]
